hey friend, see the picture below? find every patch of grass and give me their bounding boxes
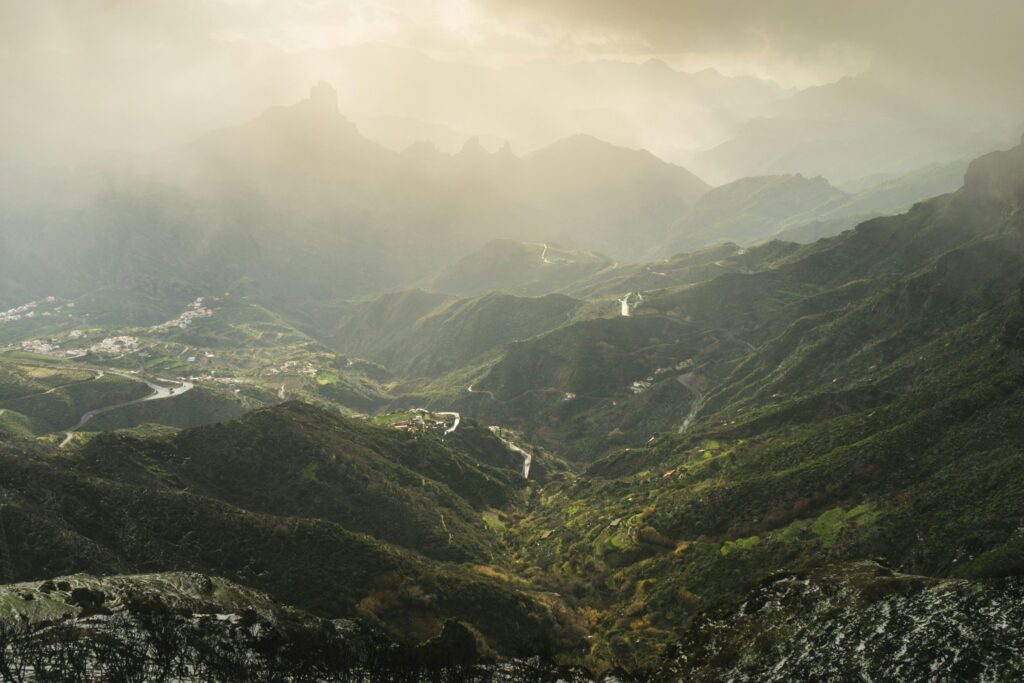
[720,535,760,556]
[811,508,848,548]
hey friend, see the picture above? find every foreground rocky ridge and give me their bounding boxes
[657,561,1024,682]
[0,572,602,682]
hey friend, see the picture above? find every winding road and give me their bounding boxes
[540,243,554,264]
[676,373,703,433]
[409,407,461,435]
[618,292,643,317]
[467,384,498,400]
[59,374,194,448]
[489,427,532,479]
[436,411,461,434]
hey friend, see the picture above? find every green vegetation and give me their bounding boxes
[0,405,581,656]
[330,289,582,379]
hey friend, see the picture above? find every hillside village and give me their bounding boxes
[379,408,460,434]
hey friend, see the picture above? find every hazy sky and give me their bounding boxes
[2,1,1023,162]
[5,0,1013,85]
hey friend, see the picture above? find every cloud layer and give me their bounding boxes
[1,1,1022,165]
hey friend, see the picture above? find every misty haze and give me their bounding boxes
[2,1,1024,681]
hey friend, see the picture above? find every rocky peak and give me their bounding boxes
[308,80,339,117]
[455,136,489,160]
[962,133,1024,206]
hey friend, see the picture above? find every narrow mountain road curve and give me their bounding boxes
[540,243,554,264]
[677,373,703,433]
[59,375,194,448]
[489,427,532,479]
[436,411,461,434]
[467,384,498,400]
[409,408,460,434]
[619,292,644,317]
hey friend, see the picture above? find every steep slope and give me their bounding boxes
[830,158,970,216]
[327,289,455,359]
[661,160,972,255]
[520,135,710,259]
[429,239,613,297]
[662,174,847,254]
[474,316,692,403]
[332,290,582,379]
[428,240,795,301]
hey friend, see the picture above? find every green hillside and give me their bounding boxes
[332,289,582,379]
[0,404,581,655]
[486,136,1024,666]
[430,239,612,297]
[76,403,523,562]
[0,364,151,434]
